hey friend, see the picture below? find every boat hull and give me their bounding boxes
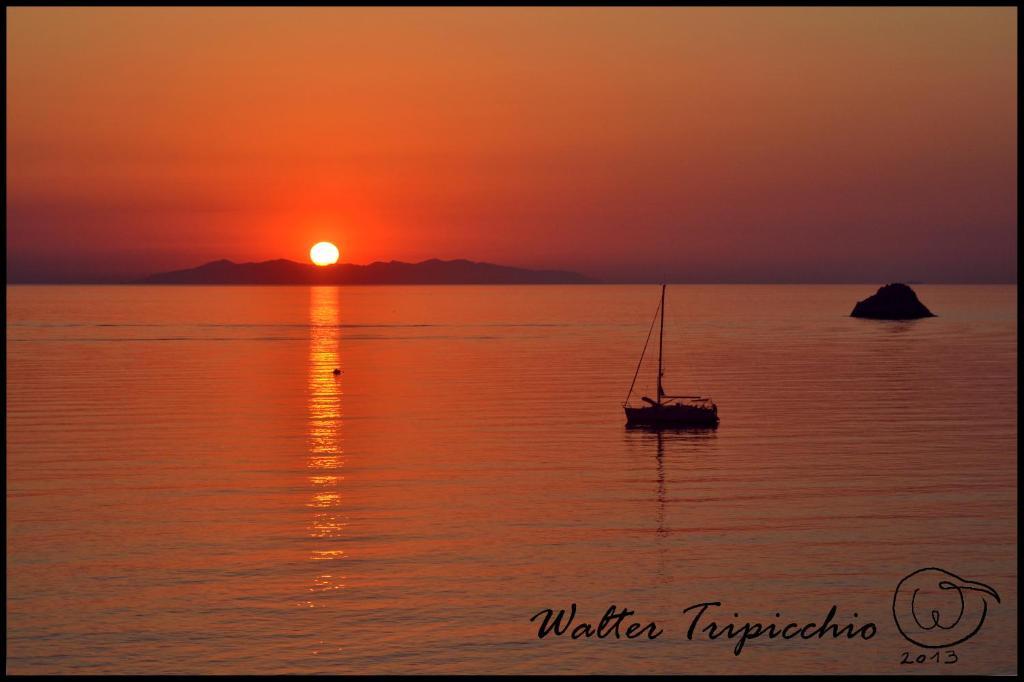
[624,403,719,428]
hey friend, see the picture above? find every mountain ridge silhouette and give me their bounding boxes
[137,258,595,284]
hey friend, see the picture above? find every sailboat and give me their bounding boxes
[623,284,719,428]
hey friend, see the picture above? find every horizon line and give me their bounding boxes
[6,256,1017,286]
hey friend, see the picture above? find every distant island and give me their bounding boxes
[850,282,936,319]
[137,258,595,285]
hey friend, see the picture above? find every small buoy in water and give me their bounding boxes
[332,368,342,375]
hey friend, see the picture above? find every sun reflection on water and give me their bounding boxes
[305,286,347,601]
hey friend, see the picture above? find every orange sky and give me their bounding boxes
[6,7,1017,282]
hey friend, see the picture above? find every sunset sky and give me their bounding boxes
[6,7,1017,283]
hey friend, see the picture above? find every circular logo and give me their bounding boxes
[892,567,1000,648]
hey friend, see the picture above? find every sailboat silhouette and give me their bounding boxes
[623,285,719,428]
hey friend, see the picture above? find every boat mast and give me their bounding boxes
[657,284,665,404]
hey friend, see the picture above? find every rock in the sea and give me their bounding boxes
[851,283,935,319]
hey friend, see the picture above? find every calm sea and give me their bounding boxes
[6,284,1017,674]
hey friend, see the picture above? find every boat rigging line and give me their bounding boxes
[624,290,663,406]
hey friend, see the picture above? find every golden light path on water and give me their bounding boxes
[305,286,347,606]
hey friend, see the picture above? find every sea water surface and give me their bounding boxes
[6,284,1017,674]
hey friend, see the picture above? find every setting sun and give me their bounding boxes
[310,242,340,266]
